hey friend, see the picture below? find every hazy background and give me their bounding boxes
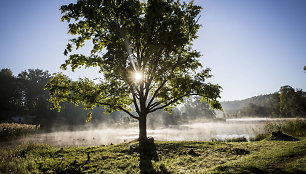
[0,0,305,101]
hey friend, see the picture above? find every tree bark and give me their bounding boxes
[139,113,147,141]
[139,113,148,152]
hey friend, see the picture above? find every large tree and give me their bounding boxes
[46,0,222,149]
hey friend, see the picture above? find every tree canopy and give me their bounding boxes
[46,0,222,143]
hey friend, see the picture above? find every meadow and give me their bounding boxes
[0,139,305,173]
[0,119,305,173]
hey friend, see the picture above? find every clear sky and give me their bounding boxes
[0,0,305,101]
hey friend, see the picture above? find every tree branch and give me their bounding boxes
[130,87,141,114]
[147,54,181,108]
[149,94,198,113]
[120,67,141,115]
[117,106,139,120]
[97,102,139,120]
[149,101,161,110]
[147,79,168,108]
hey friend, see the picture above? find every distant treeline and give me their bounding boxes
[1,68,304,129]
[221,85,306,118]
[0,68,215,130]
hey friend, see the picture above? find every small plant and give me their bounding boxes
[0,123,40,140]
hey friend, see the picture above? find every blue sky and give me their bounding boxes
[0,0,305,101]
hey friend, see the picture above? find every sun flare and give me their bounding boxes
[134,72,143,82]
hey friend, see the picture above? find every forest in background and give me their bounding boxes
[0,68,215,130]
[1,68,305,130]
[221,86,306,118]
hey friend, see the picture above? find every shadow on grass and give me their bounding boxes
[139,137,158,174]
[139,152,156,174]
[139,137,171,174]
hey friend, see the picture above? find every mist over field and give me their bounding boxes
[1,72,305,147]
[7,117,291,146]
[4,116,302,148]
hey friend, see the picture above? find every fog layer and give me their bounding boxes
[11,118,277,146]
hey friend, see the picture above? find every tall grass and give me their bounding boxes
[0,123,40,140]
[251,118,306,141]
[264,118,306,137]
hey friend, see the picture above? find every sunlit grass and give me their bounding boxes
[0,139,305,173]
[205,140,306,173]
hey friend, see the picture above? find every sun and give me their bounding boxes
[134,72,143,82]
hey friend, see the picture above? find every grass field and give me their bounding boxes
[0,138,305,173]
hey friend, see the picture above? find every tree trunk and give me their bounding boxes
[138,113,157,155]
[139,113,147,152]
[139,113,147,141]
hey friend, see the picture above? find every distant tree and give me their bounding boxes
[0,68,13,76]
[269,92,281,117]
[182,96,215,119]
[0,68,104,127]
[237,103,270,117]
[147,107,182,128]
[46,0,222,150]
[294,89,306,116]
[193,96,216,118]
[0,69,23,120]
[279,85,306,117]
[279,85,295,116]
[18,69,51,114]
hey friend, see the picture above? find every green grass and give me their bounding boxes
[0,139,305,173]
[205,139,306,173]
